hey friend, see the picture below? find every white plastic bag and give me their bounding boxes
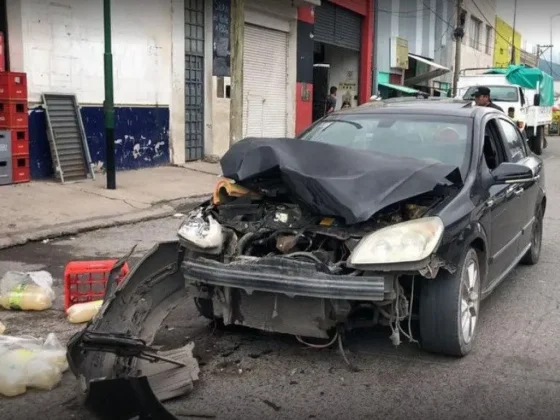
[0,271,55,311]
[0,333,66,397]
[67,300,103,324]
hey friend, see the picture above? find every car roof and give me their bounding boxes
[335,97,501,119]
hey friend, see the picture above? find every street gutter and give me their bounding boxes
[0,194,209,250]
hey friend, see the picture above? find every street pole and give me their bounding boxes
[551,14,560,67]
[229,0,245,146]
[103,0,116,190]
[452,0,464,97]
[510,0,518,64]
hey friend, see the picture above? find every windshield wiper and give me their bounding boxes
[323,119,363,129]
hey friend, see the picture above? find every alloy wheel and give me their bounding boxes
[460,258,480,344]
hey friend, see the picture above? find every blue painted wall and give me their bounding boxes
[29,106,170,179]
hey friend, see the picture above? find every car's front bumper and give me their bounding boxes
[182,256,394,301]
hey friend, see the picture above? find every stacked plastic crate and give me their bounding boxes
[0,72,29,185]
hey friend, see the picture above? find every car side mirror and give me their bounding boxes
[534,93,541,106]
[493,162,534,184]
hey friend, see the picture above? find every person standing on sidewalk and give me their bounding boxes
[326,86,338,114]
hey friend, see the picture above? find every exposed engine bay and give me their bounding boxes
[179,176,455,343]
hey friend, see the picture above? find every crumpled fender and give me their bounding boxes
[67,241,197,420]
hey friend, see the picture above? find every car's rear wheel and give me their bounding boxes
[520,205,543,265]
[419,248,481,357]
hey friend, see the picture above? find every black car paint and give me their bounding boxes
[298,104,545,297]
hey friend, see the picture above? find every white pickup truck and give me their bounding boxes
[456,67,554,155]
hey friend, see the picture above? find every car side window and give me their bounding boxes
[482,119,506,171]
[497,119,526,163]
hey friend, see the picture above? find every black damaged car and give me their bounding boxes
[67,99,546,418]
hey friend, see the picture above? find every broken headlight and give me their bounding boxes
[177,210,223,253]
[348,217,444,266]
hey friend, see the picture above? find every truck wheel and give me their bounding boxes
[531,127,543,155]
[520,205,543,265]
[419,247,481,357]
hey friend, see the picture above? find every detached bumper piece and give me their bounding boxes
[66,242,199,420]
[183,256,389,301]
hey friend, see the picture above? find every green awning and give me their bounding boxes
[378,82,419,95]
[484,65,555,106]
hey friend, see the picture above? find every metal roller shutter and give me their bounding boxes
[314,2,362,51]
[243,24,288,138]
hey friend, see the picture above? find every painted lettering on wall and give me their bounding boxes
[213,0,231,77]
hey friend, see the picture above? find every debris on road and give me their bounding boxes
[66,243,201,419]
[0,271,55,311]
[262,399,281,412]
[66,300,103,324]
[0,320,5,334]
[0,333,68,397]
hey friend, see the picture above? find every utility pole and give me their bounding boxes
[536,44,552,66]
[103,0,116,189]
[229,0,245,146]
[452,0,465,97]
[510,0,518,64]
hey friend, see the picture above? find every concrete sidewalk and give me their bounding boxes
[0,164,221,249]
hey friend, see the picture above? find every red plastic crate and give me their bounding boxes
[12,154,30,183]
[11,129,29,156]
[64,260,130,311]
[0,100,28,128]
[0,72,27,100]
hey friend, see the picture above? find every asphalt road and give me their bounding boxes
[1,138,560,420]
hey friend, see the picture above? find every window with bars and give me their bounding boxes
[469,16,482,50]
[485,25,493,55]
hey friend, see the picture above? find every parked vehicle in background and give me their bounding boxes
[457,65,555,155]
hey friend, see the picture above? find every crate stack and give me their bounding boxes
[0,72,29,185]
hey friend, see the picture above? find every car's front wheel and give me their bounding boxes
[419,247,481,357]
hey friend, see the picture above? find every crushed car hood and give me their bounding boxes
[220,137,461,224]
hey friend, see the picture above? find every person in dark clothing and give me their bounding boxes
[326,86,337,114]
[472,86,504,112]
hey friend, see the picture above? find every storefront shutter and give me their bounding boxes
[243,24,288,138]
[314,2,362,51]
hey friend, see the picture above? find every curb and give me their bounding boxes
[0,194,209,250]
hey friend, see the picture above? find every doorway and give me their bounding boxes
[312,2,362,122]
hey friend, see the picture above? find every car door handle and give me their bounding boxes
[514,187,524,196]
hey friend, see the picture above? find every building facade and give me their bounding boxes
[493,15,521,68]
[458,0,496,70]
[3,0,377,179]
[374,0,454,97]
[6,0,173,178]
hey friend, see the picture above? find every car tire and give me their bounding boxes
[419,247,481,357]
[531,127,543,155]
[520,205,544,265]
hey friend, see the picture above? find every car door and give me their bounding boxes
[480,118,524,282]
[496,118,543,255]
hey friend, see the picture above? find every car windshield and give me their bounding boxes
[299,114,472,179]
[462,85,519,102]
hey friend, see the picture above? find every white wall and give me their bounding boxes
[459,0,495,70]
[12,0,172,105]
